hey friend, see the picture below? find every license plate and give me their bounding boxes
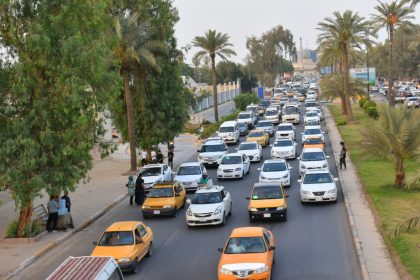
[153,210,160,214]
[315,197,323,201]
[263,213,271,218]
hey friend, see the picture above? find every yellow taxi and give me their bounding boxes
[246,129,269,147]
[142,181,186,218]
[247,183,288,222]
[91,221,153,273]
[303,136,325,150]
[217,227,276,280]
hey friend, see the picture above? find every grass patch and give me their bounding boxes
[328,104,420,279]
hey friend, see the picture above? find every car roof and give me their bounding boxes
[230,227,264,238]
[302,147,324,153]
[262,159,286,164]
[203,139,224,145]
[179,162,201,167]
[106,221,140,232]
[304,125,321,129]
[196,185,225,193]
[220,121,237,126]
[253,182,282,189]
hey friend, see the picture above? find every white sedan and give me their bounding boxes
[304,111,320,125]
[270,139,297,159]
[301,125,324,144]
[217,153,250,180]
[186,185,232,226]
[298,148,329,175]
[139,164,173,191]
[275,123,296,140]
[174,162,207,191]
[299,170,338,203]
[258,159,291,187]
[237,141,263,162]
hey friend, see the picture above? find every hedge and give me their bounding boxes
[366,107,379,119]
[233,93,260,111]
[199,110,239,139]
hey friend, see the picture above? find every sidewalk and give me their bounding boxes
[0,102,231,279]
[323,106,399,280]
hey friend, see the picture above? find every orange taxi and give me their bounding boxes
[217,227,276,280]
[91,221,153,273]
[142,181,186,217]
[303,136,325,150]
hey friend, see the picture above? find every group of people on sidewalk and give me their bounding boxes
[46,191,74,233]
[140,141,175,168]
[126,175,145,206]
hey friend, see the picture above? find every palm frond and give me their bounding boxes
[391,211,420,239]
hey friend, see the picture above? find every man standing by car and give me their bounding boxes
[47,195,59,232]
[339,141,347,170]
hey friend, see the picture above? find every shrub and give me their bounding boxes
[359,98,367,108]
[337,118,348,126]
[6,220,19,238]
[233,93,260,111]
[363,100,376,111]
[199,110,239,139]
[366,107,379,119]
[6,219,44,238]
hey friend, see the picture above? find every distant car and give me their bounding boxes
[237,122,249,136]
[248,183,288,222]
[174,162,207,191]
[301,125,324,144]
[186,185,232,227]
[217,227,276,280]
[91,221,153,273]
[197,138,229,166]
[246,129,270,147]
[217,153,251,180]
[270,138,297,159]
[142,182,186,217]
[304,111,320,125]
[298,148,329,175]
[299,169,338,203]
[139,164,173,191]
[275,123,295,140]
[258,159,291,187]
[237,141,263,162]
[255,120,275,136]
[405,97,419,108]
[237,111,257,129]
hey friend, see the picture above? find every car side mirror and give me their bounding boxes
[297,179,302,183]
[93,241,98,245]
[186,199,191,204]
[326,156,330,159]
[245,197,250,200]
[285,194,289,198]
[217,248,223,253]
[269,246,276,251]
[334,178,339,182]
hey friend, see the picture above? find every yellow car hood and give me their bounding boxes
[91,245,134,259]
[249,199,286,209]
[144,197,175,207]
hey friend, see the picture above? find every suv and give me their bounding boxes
[197,138,228,166]
[186,185,232,227]
[237,111,257,129]
[217,121,240,144]
[264,107,281,124]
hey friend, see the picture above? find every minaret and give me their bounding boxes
[299,37,303,63]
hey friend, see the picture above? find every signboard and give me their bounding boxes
[320,66,332,75]
[350,68,376,84]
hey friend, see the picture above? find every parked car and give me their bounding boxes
[186,185,232,227]
[217,227,276,280]
[258,159,291,187]
[298,148,329,175]
[275,123,296,140]
[217,153,251,180]
[248,182,289,221]
[142,182,186,217]
[197,137,229,166]
[270,138,297,159]
[237,141,263,162]
[174,162,207,191]
[218,121,240,144]
[91,221,153,273]
[298,169,338,203]
[139,164,173,191]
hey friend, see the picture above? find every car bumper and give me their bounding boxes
[217,170,242,179]
[282,118,299,124]
[198,158,222,165]
[186,213,223,226]
[142,207,176,217]
[271,152,295,159]
[218,270,271,280]
[117,260,136,272]
[275,134,294,140]
[249,208,287,220]
[300,192,337,202]
[259,177,290,186]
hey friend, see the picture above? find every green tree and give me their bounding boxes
[371,0,415,107]
[320,74,367,103]
[0,0,119,236]
[192,30,236,122]
[216,62,258,92]
[234,93,260,111]
[363,106,420,188]
[318,10,372,122]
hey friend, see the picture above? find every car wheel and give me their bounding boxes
[282,210,288,222]
[146,242,153,257]
[228,202,232,216]
[221,212,226,226]
[132,259,138,274]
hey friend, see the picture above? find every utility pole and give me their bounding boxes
[366,29,370,95]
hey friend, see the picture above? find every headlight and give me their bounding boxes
[282,173,289,178]
[186,208,192,216]
[249,207,258,211]
[302,190,312,195]
[254,265,269,274]
[301,164,306,169]
[118,257,131,263]
[142,205,151,209]
[163,205,173,208]
[327,189,336,194]
[220,267,232,275]
[276,206,284,210]
[214,206,222,215]
[235,167,242,171]
[260,176,267,180]
[322,163,328,168]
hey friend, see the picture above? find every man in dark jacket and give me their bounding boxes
[61,191,71,212]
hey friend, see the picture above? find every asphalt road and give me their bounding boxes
[16,103,361,280]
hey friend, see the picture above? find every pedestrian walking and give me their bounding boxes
[167,148,174,169]
[141,150,147,166]
[157,150,164,163]
[126,176,135,205]
[61,191,71,212]
[134,175,145,205]
[47,195,59,232]
[339,141,347,170]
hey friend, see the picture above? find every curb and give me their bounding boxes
[323,106,370,280]
[4,193,127,280]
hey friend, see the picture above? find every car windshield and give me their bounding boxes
[191,192,222,204]
[273,140,293,147]
[305,129,322,135]
[177,166,201,175]
[219,126,234,133]
[263,162,287,172]
[305,138,323,145]
[141,167,161,177]
[238,114,251,119]
[277,126,293,131]
[148,187,174,198]
[248,131,264,137]
[265,110,277,116]
[283,107,298,114]
[256,122,271,128]
[252,186,283,200]
[221,156,242,164]
[98,231,133,246]
[239,143,258,150]
[225,237,267,254]
[306,120,320,126]
[201,144,224,152]
[306,102,317,107]
[303,173,333,184]
[306,112,318,117]
[302,151,325,161]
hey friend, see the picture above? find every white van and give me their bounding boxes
[47,256,124,280]
[282,105,300,124]
[217,121,240,144]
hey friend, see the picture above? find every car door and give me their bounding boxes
[263,230,275,265]
[223,190,231,214]
[133,228,146,260]
[138,224,151,258]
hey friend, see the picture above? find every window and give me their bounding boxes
[263,230,271,246]
[134,229,141,242]
[220,191,225,199]
[138,225,148,237]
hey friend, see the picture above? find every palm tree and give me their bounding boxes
[320,74,367,104]
[363,105,420,188]
[192,30,236,122]
[318,11,372,122]
[115,12,165,171]
[371,0,415,107]
[407,148,420,187]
